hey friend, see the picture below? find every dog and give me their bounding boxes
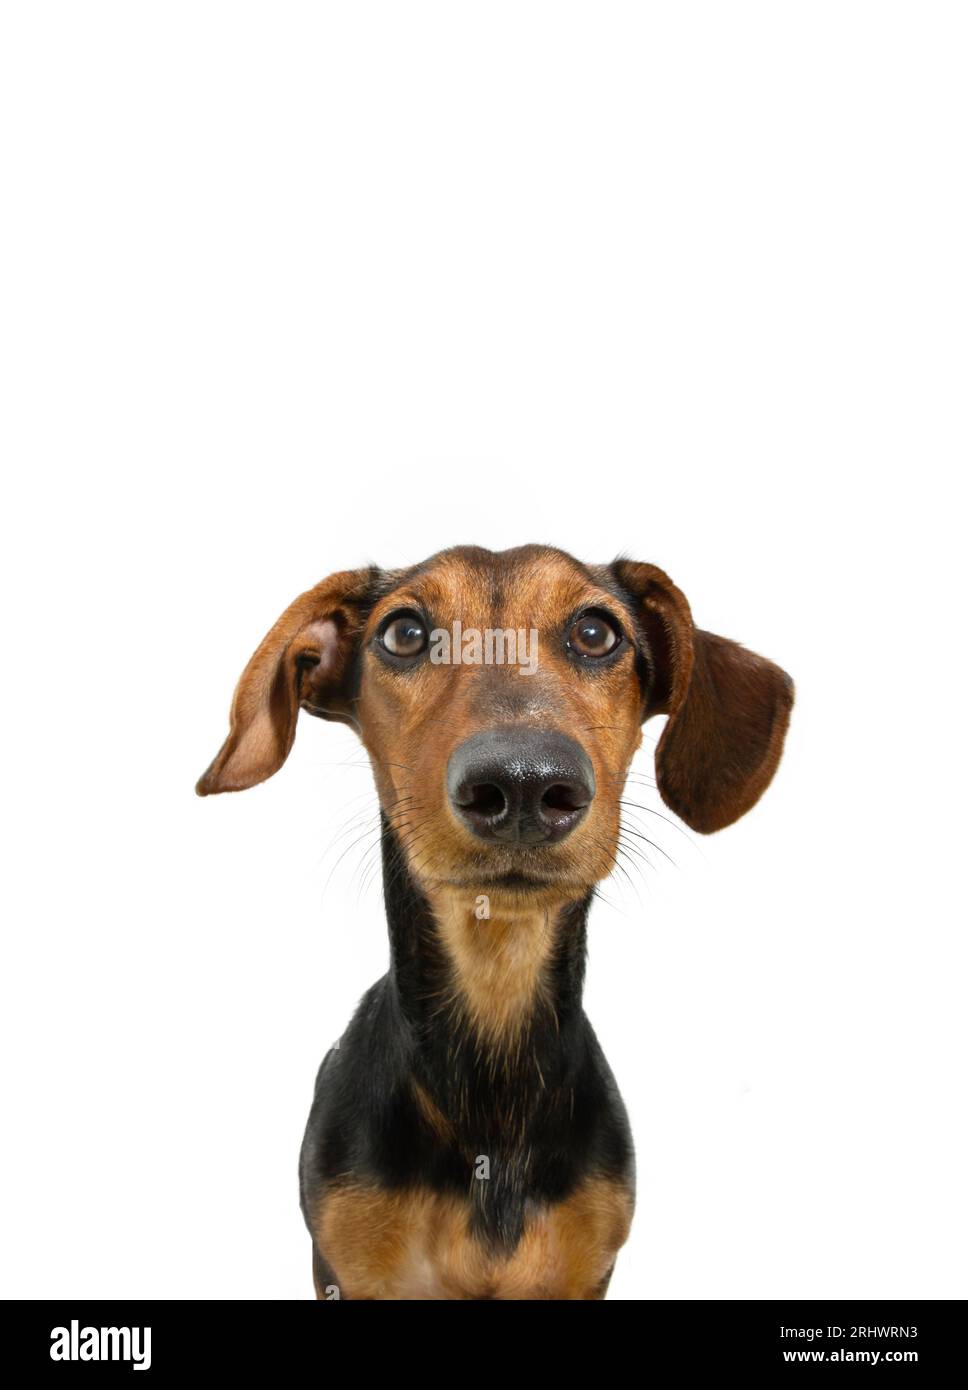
[197,545,793,1299]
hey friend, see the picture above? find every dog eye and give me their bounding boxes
[569,612,621,658]
[380,612,428,658]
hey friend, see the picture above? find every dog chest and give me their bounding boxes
[314,1176,632,1300]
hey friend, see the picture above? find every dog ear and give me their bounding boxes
[612,561,794,833]
[196,567,378,796]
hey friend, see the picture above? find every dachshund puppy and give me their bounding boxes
[198,546,793,1299]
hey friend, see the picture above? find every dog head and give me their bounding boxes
[197,546,793,904]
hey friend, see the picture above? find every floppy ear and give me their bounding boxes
[612,561,794,834]
[196,567,378,796]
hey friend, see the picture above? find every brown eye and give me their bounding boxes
[380,612,428,658]
[569,612,621,658]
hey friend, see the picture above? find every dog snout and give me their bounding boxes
[447,728,595,845]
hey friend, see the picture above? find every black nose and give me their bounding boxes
[447,728,595,845]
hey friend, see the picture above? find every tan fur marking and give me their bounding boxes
[410,1078,455,1144]
[427,888,559,1043]
[316,1176,632,1300]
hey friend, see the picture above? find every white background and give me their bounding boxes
[2,3,965,1300]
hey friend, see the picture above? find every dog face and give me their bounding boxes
[197,545,793,905]
[340,546,647,904]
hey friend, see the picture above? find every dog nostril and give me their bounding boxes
[458,783,507,819]
[541,783,587,814]
[447,730,595,845]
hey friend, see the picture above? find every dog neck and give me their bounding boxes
[380,821,591,1119]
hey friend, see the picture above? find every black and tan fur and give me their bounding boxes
[197,545,793,1299]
